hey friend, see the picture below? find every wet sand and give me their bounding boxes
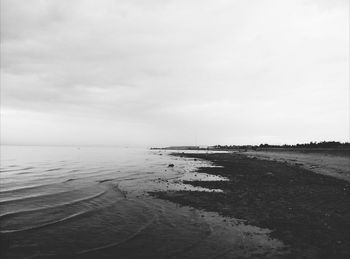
[151,152,350,258]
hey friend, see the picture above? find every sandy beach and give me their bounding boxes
[152,151,350,258]
[245,149,350,182]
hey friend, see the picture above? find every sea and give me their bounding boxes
[0,146,286,259]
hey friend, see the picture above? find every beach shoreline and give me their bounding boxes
[151,151,350,258]
[244,149,350,182]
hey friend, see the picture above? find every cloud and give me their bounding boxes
[1,0,349,146]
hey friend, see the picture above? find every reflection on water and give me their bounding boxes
[0,146,287,258]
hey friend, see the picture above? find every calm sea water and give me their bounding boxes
[0,146,286,259]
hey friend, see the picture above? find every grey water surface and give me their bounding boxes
[0,146,287,258]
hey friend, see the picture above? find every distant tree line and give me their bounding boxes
[213,141,350,150]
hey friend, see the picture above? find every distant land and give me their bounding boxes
[151,141,350,151]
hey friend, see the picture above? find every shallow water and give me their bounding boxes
[0,146,287,258]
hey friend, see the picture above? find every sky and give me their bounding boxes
[1,0,349,147]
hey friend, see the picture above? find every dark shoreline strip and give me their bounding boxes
[151,152,350,259]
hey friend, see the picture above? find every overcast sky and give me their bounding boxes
[1,0,349,147]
